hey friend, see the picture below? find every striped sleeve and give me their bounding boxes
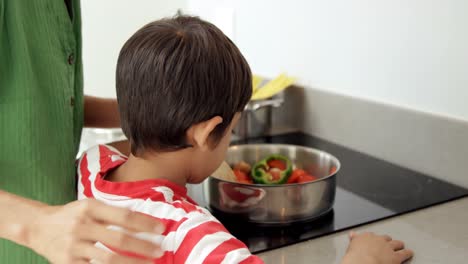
[171,213,264,264]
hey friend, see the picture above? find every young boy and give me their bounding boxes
[78,15,413,264]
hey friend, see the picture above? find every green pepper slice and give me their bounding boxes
[251,154,293,184]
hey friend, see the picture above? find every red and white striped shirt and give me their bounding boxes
[77,145,263,264]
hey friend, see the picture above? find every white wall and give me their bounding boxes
[82,0,468,121]
[187,0,468,121]
[81,0,186,98]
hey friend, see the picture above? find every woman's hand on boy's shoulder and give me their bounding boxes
[27,199,165,264]
[342,231,413,264]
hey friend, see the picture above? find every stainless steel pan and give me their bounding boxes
[204,144,340,224]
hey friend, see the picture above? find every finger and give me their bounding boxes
[395,249,414,262]
[74,242,154,264]
[78,221,163,259]
[389,240,405,251]
[81,200,165,234]
[382,235,392,241]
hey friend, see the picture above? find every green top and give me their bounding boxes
[0,0,83,262]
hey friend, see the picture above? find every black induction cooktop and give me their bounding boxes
[188,132,468,254]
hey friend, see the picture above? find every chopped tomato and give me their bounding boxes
[233,161,251,174]
[267,159,287,170]
[233,169,252,183]
[287,169,307,184]
[330,166,337,175]
[297,174,317,183]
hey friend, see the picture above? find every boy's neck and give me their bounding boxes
[107,150,192,187]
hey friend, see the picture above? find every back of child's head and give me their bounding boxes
[116,15,252,155]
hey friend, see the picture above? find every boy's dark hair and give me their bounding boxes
[116,15,252,155]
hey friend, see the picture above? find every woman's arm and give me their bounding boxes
[84,95,121,128]
[0,190,164,263]
[0,190,45,245]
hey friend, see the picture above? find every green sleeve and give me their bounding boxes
[0,0,3,80]
[0,0,3,29]
[0,0,3,44]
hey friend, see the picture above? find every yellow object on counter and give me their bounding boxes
[252,75,263,93]
[251,73,296,101]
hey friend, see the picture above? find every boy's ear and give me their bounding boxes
[187,116,223,151]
